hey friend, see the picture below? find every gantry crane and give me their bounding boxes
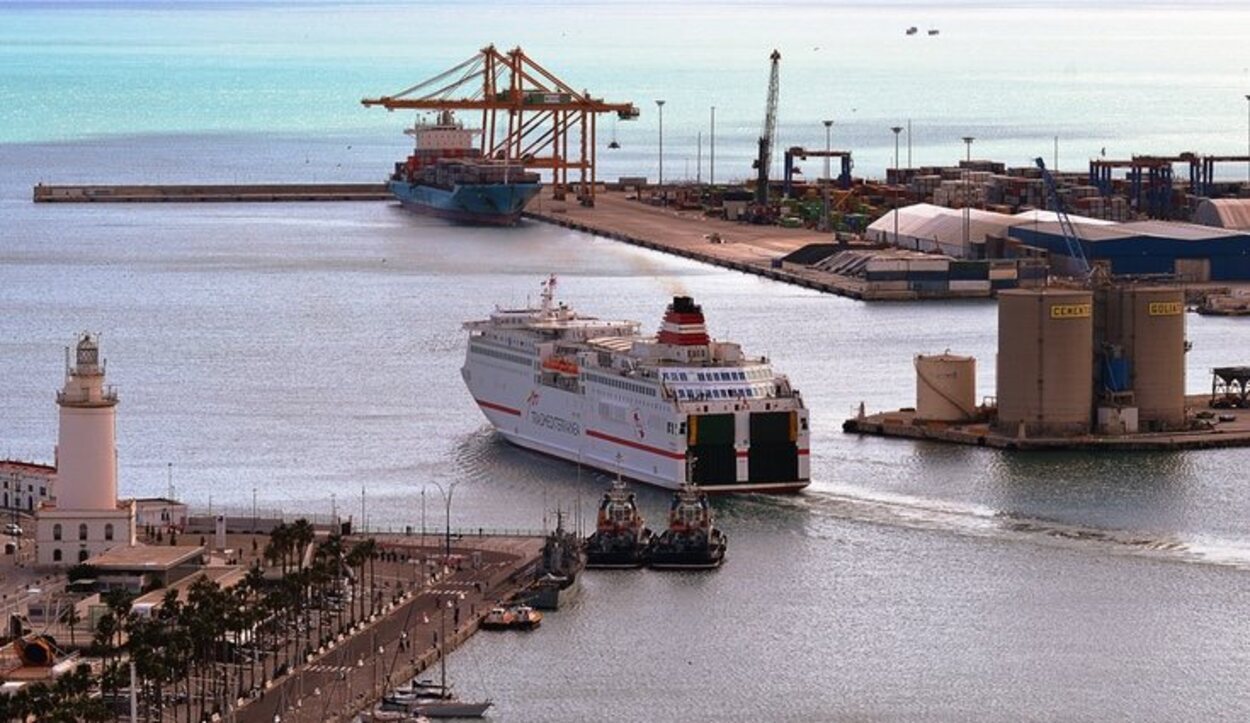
[752,50,781,206]
[362,45,639,206]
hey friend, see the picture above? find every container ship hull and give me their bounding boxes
[390,179,541,226]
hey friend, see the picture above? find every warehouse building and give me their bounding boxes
[869,204,1112,260]
[1007,220,1250,281]
[1193,199,1250,230]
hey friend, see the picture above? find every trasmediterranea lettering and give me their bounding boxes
[529,410,581,436]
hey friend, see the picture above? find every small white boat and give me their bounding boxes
[411,700,494,719]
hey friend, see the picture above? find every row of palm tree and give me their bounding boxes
[0,520,386,722]
[0,663,111,721]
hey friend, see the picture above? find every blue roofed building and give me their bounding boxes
[1007,220,1250,281]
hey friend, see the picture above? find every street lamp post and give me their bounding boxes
[961,136,975,249]
[251,486,257,534]
[710,106,716,186]
[1245,94,1250,184]
[656,100,666,203]
[891,126,903,247]
[431,481,459,561]
[823,120,833,232]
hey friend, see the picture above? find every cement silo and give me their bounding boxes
[996,288,1094,436]
[915,354,977,422]
[1096,286,1186,430]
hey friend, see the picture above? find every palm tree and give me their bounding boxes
[290,518,315,572]
[61,603,82,649]
[345,542,366,626]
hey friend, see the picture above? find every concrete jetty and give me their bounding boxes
[843,396,1250,451]
[525,190,876,299]
[32,183,389,203]
[237,534,545,723]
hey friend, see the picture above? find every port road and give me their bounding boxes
[237,535,543,723]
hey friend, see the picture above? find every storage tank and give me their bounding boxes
[995,288,1093,436]
[915,354,977,422]
[1097,286,1186,430]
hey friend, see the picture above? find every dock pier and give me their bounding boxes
[236,534,545,723]
[524,191,874,300]
[843,397,1250,451]
[32,183,389,203]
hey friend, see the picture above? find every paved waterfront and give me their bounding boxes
[238,536,544,723]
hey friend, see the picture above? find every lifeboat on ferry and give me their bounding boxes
[541,356,579,375]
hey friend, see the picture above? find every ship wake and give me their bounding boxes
[784,487,1250,570]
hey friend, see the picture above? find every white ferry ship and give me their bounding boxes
[461,277,810,493]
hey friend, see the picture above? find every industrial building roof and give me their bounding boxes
[1194,199,1250,230]
[1011,220,1247,243]
[870,204,1112,254]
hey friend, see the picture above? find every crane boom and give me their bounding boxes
[1035,157,1091,278]
[753,50,781,205]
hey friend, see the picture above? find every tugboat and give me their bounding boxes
[480,605,543,631]
[646,484,727,570]
[585,478,653,568]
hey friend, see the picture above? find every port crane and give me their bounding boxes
[362,45,639,206]
[1035,157,1092,279]
[752,50,781,207]
[782,146,853,196]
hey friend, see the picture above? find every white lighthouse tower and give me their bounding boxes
[37,333,135,567]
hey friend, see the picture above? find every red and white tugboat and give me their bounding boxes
[585,477,654,568]
[646,484,727,570]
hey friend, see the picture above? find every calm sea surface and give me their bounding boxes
[4,2,1250,720]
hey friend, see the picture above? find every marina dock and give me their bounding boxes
[32,183,389,203]
[237,534,545,723]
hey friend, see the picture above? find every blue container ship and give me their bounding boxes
[388,111,542,226]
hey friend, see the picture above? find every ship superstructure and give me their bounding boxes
[388,111,541,225]
[461,277,810,492]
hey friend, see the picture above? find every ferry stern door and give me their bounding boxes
[686,413,737,487]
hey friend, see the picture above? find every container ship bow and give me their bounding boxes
[461,276,810,493]
[388,111,541,225]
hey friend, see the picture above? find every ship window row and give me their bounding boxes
[585,372,657,397]
[469,344,531,367]
[660,369,769,383]
[675,386,771,401]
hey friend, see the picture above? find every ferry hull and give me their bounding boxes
[463,367,809,494]
[390,179,541,226]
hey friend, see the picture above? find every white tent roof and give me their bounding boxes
[1193,199,1250,230]
[868,204,1018,247]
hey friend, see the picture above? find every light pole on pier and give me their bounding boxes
[961,136,975,249]
[656,100,666,204]
[891,126,903,247]
[1245,94,1250,184]
[431,481,459,561]
[710,106,716,186]
[823,119,833,232]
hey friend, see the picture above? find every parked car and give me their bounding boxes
[4,524,23,537]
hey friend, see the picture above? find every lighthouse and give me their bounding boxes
[37,333,135,567]
[55,334,118,510]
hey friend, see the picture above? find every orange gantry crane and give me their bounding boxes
[362,45,639,206]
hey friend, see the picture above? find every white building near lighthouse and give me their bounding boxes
[36,334,136,567]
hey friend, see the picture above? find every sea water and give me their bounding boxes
[4,2,1250,719]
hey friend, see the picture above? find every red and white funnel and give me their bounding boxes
[657,296,710,347]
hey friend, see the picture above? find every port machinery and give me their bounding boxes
[362,45,639,207]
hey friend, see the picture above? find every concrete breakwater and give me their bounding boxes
[32,183,389,203]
